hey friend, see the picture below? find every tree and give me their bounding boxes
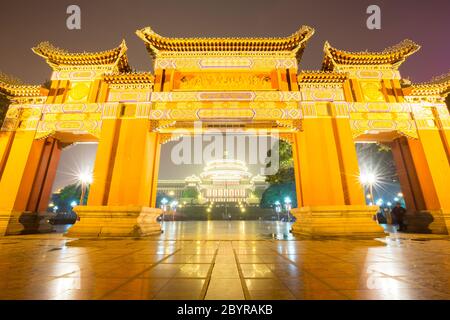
[261,139,297,208]
[260,182,297,209]
[265,139,295,184]
[51,183,89,212]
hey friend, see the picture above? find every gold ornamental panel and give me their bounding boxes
[360,81,385,102]
[174,72,274,91]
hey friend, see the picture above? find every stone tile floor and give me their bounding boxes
[0,221,449,300]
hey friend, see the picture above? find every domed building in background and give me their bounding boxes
[157,158,268,205]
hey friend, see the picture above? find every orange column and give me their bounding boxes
[26,137,62,213]
[292,136,303,208]
[293,118,345,206]
[433,107,450,164]
[107,119,160,206]
[390,137,426,212]
[149,136,161,208]
[332,117,366,205]
[408,130,450,211]
[290,107,383,237]
[0,131,45,214]
[87,119,121,206]
[0,131,15,178]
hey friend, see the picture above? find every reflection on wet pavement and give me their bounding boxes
[0,221,449,300]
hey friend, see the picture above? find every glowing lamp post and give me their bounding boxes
[359,172,378,205]
[161,198,168,222]
[274,201,281,221]
[170,200,178,221]
[78,172,93,206]
[284,196,292,222]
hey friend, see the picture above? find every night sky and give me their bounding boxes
[0,0,449,84]
[0,0,449,189]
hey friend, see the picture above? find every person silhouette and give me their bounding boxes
[391,202,407,232]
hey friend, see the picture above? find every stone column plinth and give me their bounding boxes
[291,205,386,238]
[405,210,450,234]
[66,206,162,237]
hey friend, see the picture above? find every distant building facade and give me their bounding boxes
[157,159,267,204]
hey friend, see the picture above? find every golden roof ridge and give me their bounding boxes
[0,72,43,98]
[298,70,348,83]
[410,71,450,97]
[136,25,315,58]
[32,40,131,72]
[322,39,421,71]
[103,71,154,84]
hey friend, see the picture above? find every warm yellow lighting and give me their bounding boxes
[359,172,377,185]
[78,172,93,184]
[168,191,175,196]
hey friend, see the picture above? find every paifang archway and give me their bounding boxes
[0,26,449,237]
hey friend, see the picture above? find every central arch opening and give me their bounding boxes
[155,132,297,226]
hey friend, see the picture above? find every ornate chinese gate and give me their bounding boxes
[0,26,449,237]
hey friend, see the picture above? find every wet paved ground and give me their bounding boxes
[0,221,449,300]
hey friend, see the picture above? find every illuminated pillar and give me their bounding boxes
[0,131,15,178]
[433,106,450,163]
[390,137,426,213]
[26,137,62,213]
[149,136,161,208]
[87,118,121,206]
[68,118,162,237]
[0,132,60,235]
[107,119,159,206]
[406,129,450,234]
[332,116,367,206]
[291,104,384,237]
[294,117,346,206]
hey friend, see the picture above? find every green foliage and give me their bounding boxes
[261,140,297,208]
[265,140,295,185]
[260,182,297,209]
[51,183,89,212]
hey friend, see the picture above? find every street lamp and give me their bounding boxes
[161,198,168,222]
[78,172,93,206]
[359,172,378,205]
[170,200,178,221]
[284,197,292,222]
[274,201,281,221]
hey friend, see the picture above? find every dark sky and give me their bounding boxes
[0,0,449,84]
[1,0,449,189]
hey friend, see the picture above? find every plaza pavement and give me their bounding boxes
[0,221,449,300]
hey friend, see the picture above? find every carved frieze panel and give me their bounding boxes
[350,119,418,139]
